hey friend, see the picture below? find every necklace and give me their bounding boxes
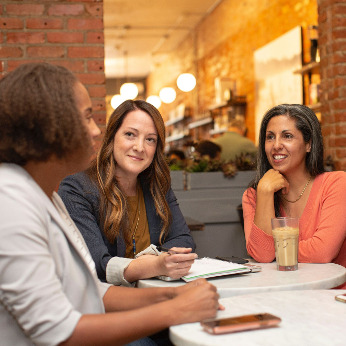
[131,186,141,256]
[281,176,312,203]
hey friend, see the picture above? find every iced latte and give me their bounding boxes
[271,218,300,271]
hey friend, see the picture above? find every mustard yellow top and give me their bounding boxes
[125,185,150,258]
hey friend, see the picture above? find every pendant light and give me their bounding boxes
[177,73,196,92]
[146,95,161,109]
[159,87,176,104]
[119,50,138,100]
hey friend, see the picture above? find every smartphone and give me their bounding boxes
[215,256,249,264]
[201,313,281,335]
[335,293,346,303]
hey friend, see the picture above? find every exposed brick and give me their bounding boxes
[93,112,107,125]
[85,3,103,17]
[50,59,85,72]
[27,46,65,58]
[335,137,346,147]
[76,73,105,85]
[86,32,104,44]
[26,18,63,30]
[336,148,346,159]
[336,124,346,135]
[87,60,104,72]
[67,18,103,30]
[48,4,84,16]
[7,59,43,71]
[0,5,3,16]
[87,85,106,98]
[6,4,44,15]
[0,47,23,58]
[0,32,3,44]
[7,32,45,44]
[47,32,84,43]
[92,98,106,112]
[68,47,104,58]
[0,18,24,29]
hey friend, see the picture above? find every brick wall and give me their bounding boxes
[318,0,346,170]
[0,0,106,141]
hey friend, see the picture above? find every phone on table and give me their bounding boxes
[215,256,249,264]
[201,313,281,335]
[335,293,346,303]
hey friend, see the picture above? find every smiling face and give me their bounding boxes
[113,109,158,182]
[265,115,311,176]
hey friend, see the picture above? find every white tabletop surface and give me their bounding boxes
[170,290,346,346]
[137,262,346,298]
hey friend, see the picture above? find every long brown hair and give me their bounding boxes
[88,100,172,245]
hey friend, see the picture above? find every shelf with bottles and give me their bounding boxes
[294,25,321,120]
[165,103,192,145]
[208,96,247,137]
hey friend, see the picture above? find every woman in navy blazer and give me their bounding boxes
[59,100,196,286]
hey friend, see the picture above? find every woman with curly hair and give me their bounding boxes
[59,100,196,286]
[0,62,219,345]
[242,104,346,288]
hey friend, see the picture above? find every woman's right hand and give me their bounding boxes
[170,279,220,324]
[257,169,289,196]
[157,248,197,279]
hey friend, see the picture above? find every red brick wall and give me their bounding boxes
[0,0,106,140]
[318,0,346,170]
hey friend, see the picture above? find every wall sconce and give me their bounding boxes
[120,82,139,100]
[177,73,196,92]
[111,94,125,109]
[146,95,162,109]
[159,87,176,104]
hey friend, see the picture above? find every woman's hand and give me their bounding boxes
[257,169,289,196]
[169,279,221,324]
[157,247,197,279]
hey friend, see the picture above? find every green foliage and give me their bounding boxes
[169,151,256,178]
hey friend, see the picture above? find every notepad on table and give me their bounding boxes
[181,257,251,282]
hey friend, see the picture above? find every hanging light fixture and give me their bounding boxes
[111,94,125,109]
[177,73,196,92]
[120,83,138,100]
[146,95,161,109]
[119,50,138,100]
[159,87,176,104]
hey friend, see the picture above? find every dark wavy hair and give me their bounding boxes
[249,104,325,216]
[0,62,91,165]
[88,100,172,245]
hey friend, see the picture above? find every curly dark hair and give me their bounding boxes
[0,62,91,165]
[88,100,172,245]
[249,104,325,216]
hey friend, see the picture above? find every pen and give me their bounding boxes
[157,246,176,254]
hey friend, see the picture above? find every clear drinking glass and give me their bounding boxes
[271,217,299,271]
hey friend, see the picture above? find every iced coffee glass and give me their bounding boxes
[271,217,299,271]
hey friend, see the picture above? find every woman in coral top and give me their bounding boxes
[242,104,346,287]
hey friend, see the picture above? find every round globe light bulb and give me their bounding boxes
[111,94,125,109]
[120,82,139,100]
[177,73,196,92]
[146,95,162,109]
[159,87,176,104]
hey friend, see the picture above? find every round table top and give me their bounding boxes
[137,262,346,298]
[170,289,346,346]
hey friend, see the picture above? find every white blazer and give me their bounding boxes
[0,164,111,346]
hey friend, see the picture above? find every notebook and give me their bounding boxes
[156,257,251,282]
[181,257,251,282]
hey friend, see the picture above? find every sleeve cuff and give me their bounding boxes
[106,257,135,287]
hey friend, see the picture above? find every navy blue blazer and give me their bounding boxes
[58,172,195,282]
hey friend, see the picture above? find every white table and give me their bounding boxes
[137,262,346,298]
[170,290,346,346]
